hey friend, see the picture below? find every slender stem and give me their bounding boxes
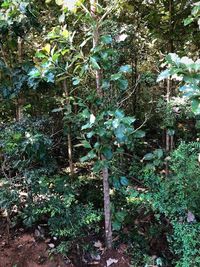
[16,37,24,121]
[63,79,74,175]
[165,0,174,176]
[90,0,112,248]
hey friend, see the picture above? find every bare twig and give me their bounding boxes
[118,75,141,107]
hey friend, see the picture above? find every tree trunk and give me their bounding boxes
[16,37,24,121]
[165,0,174,176]
[90,0,103,98]
[90,0,112,249]
[63,79,74,175]
[102,156,112,248]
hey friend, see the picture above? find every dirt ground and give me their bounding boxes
[0,227,130,267]
[0,232,74,267]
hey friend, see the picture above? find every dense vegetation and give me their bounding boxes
[0,0,200,266]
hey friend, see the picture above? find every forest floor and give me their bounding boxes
[0,222,130,267]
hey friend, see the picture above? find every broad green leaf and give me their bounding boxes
[156,258,163,266]
[52,53,60,62]
[192,99,200,115]
[115,210,126,222]
[115,110,124,118]
[72,77,80,85]
[111,73,122,81]
[80,150,96,162]
[184,17,194,26]
[35,51,46,58]
[94,142,100,149]
[134,130,145,138]
[115,124,126,143]
[55,0,63,5]
[29,68,40,78]
[82,140,91,149]
[192,5,200,16]
[62,29,69,38]
[122,116,136,125]
[87,131,94,138]
[153,149,163,159]
[46,72,54,83]
[157,69,170,82]
[80,155,89,162]
[112,220,121,231]
[61,49,69,56]
[102,147,113,160]
[117,79,128,90]
[90,57,100,70]
[81,123,91,130]
[120,176,129,186]
[43,44,51,54]
[87,150,97,159]
[81,108,90,119]
[113,179,121,189]
[112,118,120,129]
[166,53,180,65]
[101,35,112,44]
[143,153,154,160]
[119,65,132,73]
[101,80,110,90]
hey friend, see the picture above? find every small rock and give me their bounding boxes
[48,243,55,249]
[34,229,41,237]
[106,258,118,266]
[91,254,101,261]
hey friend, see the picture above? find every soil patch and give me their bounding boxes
[0,223,130,267]
[0,232,73,267]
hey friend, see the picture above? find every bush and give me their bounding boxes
[147,142,200,266]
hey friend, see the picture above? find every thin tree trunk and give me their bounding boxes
[102,156,112,248]
[90,0,102,97]
[63,79,74,175]
[16,37,24,121]
[90,0,112,249]
[165,0,174,176]
[166,78,171,154]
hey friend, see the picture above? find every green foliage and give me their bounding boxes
[184,2,200,26]
[1,0,200,266]
[79,108,144,175]
[171,222,200,267]
[142,142,200,266]
[20,172,102,254]
[157,53,200,114]
[0,118,57,220]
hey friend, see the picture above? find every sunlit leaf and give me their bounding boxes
[143,153,154,160]
[120,176,129,186]
[157,69,170,82]
[101,35,113,44]
[119,65,132,73]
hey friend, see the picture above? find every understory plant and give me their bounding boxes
[140,142,200,266]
